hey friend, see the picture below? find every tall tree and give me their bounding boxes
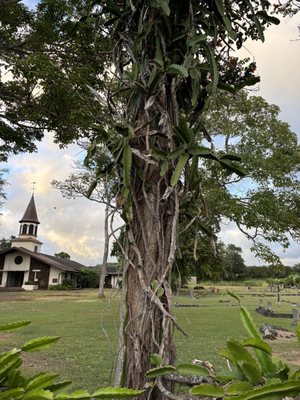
[2,1,300,398]
[223,244,246,280]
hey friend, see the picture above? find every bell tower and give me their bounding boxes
[11,194,43,252]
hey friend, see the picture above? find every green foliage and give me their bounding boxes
[146,294,300,399]
[77,268,99,289]
[0,321,144,399]
[54,252,71,260]
[48,280,74,291]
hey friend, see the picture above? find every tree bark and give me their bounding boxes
[98,201,109,298]
[116,161,179,399]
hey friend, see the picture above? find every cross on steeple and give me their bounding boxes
[31,181,36,194]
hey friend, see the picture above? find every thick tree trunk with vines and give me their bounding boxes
[116,161,179,399]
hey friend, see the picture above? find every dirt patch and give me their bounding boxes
[22,352,65,374]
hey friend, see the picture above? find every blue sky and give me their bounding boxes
[1,7,300,266]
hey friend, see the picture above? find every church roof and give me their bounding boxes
[19,195,40,224]
[0,247,85,272]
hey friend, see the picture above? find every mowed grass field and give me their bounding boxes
[1,286,300,392]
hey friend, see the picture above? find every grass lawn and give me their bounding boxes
[1,286,300,392]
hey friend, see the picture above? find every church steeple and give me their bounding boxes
[11,194,43,252]
[19,194,40,237]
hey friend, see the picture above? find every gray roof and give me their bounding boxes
[0,247,85,272]
[19,195,40,224]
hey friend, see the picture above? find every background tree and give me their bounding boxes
[223,244,246,280]
[54,251,71,260]
[52,145,118,298]
[0,236,14,251]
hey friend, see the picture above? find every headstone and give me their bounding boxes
[267,301,272,311]
[292,309,299,326]
[259,299,264,307]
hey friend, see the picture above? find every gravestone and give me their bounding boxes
[292,308,299,326]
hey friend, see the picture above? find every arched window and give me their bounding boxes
[22,224,27,235]
[34,226,38,236]
[29,224,34,235]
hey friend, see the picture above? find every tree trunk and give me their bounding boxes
[98,201,109,298]
[116,162,180,399]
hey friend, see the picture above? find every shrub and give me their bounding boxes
[24,280,36,285]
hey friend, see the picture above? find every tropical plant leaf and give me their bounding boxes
[157,0,170,16]
[0,348,21,369]
[150,353,162,367]
[219,159,246,177]
[170,153,189,187]
[145,366,176,378]
[166,64,188,78]
[190,383,224,397]
[225,380,300,400]
[0,321,31,331]
[201,43,219,93]
[242,338,271,355]
[215,0,237,39]
[57,389,90,399]
[22,389,53,400]
[0,388,25,400]
[22,336,60,352]
[225,381,253,395]
[45,380,72,394]
[187,35,207,47]
[91,387,144,398]
[226,290,241,304]
[188,145,218,160]
[26,373,60,391]
[122,143,132,188]
[238,361,262,385]
[220,153,242,161]
[177,363,210,377]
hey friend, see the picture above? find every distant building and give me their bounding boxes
[0,195,85,289]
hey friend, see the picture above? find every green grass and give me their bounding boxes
[1,287,300,391]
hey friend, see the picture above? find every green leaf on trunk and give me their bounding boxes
[188,145,218,160]
[150,353,162,366]
[91,387,144,398]
[219,159,246,177]
[123,143,132,188]
[170,153,189,187]
[166,64,188,78]
[177,363,210,376]
[146,365,176,378]
[187,35,207,47]
[201,43,219,93]
[0,321,31,331]
[190,383,225,397]
[22,336,60,352]
[157,0,170,16]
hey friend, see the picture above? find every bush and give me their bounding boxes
[48,280,74,291]
[24,280,36,285]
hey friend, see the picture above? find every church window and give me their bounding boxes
[14,256,23,265]
[29,224,34,235]
[22,224,27,234]
[34,226,37,235]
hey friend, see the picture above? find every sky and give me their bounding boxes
[1,3,300,267]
